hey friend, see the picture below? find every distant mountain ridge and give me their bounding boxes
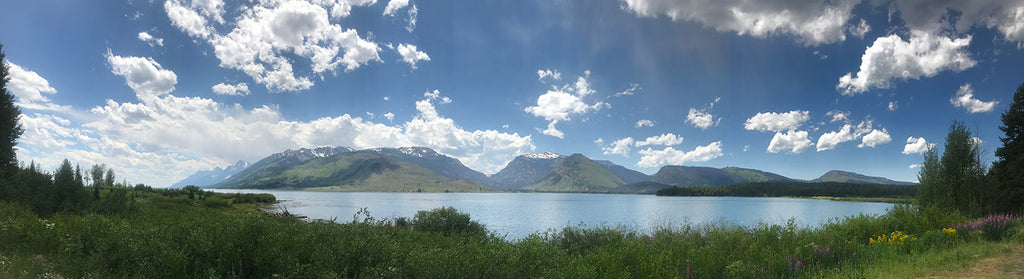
[217,152,489,192]
[356,147,490,186]
[525,154,626,192]
[209,146,354,188]
[812,170,915,185]
[488,152,566,190]
[169,160,249,188]
[174,145,915,193]
[652,166,793,187]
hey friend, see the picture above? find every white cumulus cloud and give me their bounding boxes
[525,71,608,138]
[816,119,876,151]
[889,0,1024,44]
[635,133,683,147]
[744,110,810,132]
[637,141,723,168]
[837,31,975,95]
[951,83,999,113]
[687,108,717,130]
[620,0,860,46]
[396,43,430,69]
[106,51,178,99]
[383,0,409,16]
[4,62,70,112]
[858,129,892,148]
[164,0,217,39]
[903,136,935,154]
[602,137,634,157]
[165,0,382,92]
[212,82,250,96]
[767,130,813,154]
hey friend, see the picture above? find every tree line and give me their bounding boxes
[916,83,1024,217]
[655,181,916,198]
[0,44,139,216]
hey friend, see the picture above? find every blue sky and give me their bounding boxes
[1,0,1021,187]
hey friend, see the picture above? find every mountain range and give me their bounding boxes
[179,146,915,193]
[169,160,250,188]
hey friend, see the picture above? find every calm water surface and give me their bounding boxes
[213,190,894,239]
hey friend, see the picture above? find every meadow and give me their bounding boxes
[1,186,1022,278]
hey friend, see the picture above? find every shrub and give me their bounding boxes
[411,207,486,237]
[200,197,231,208]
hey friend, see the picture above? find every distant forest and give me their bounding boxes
[655,181,917,198]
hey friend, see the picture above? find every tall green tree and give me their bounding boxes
[91,164,104,186]
[916,121,992,216]
[991,82,1024,213]
[104,169,115,187]
[54,159,79,211]
[0,44,24,176]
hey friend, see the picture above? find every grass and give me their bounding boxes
[1,187,1022,278]
[815,241,1022,278]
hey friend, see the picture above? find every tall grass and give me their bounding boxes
[1,188,1022,278]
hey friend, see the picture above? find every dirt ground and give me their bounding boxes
[919,242,1024,279]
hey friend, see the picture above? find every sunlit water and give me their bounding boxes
[212,189,895,239]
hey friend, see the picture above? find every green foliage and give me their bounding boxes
[0,44,23,175]
[3,187,1023,278]
[916,121,993,217]
[991,82,1024,213]
[656,181,916,198]
[411,206,487,237]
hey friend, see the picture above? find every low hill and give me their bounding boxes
[812,170,915,185]
[652,166,796,187]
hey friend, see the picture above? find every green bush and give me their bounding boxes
[200,197,231,208]
[411,207,486,237]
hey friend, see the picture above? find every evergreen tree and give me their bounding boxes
[74,164,84,186]
[54,159,78,211]
[917,121,992,216]
[992,82,1024,213]
[0,44,23,176]
[104,169,115,187]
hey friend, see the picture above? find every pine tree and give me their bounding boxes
[917,121,992,216]
[992,83,1024,213]
[104,169,115,187]
[0,44,23,176]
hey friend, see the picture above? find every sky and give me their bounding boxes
[0,0,1021,187]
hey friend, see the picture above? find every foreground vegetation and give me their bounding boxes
[2,185,1023,278]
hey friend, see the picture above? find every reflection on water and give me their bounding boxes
[212,190,894,240]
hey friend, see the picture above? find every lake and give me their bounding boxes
[212,190,895,239]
